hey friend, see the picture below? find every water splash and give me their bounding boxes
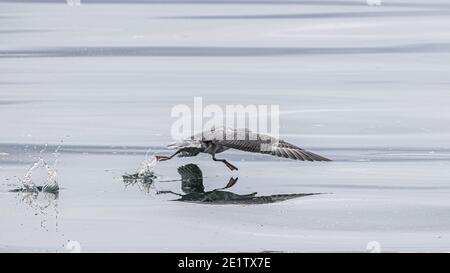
[17,157,59,193]
[14,157,59,231]
[17,143,60,194]
[16,187,59,231]
[8,143,62,233]
[42,158,59,193]
[19,158,44,190]
[137,155,157,177]
[122,154,159,194]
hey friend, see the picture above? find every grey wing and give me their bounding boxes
[218,138,331,162]
[193,128,331,161]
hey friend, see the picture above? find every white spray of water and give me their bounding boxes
[19,157,59,193]
[18,143,61,193]
[137,155,157,177]
[19,158,44,189]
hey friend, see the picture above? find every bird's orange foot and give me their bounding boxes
[225,162,239,171]
[155,155,170,162]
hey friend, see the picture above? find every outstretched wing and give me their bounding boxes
[219,139,330,161]
[212,129,330,161]
[269,140,331,161]
[192,127,331,161]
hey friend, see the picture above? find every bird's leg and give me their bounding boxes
[155,149,183,162]
[155,155,170,161]
[224,161,238,171]
[217,177,238,191]
[212,155,239,171]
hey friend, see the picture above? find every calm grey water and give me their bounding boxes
[1,0,450,252]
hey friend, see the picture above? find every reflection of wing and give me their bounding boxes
[244,193,320,204]
[177,192,322,204]
[177,164,204,194]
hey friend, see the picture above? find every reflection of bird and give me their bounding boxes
[156,127,331,171]
[157,164,321,204]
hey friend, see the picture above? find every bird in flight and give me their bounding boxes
[156,127,331,171]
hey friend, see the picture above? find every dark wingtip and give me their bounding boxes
[306,151,332,162]
[319,156,332,162]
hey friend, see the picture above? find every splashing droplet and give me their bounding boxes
[17,148,60,193]
[137,155,157,177]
